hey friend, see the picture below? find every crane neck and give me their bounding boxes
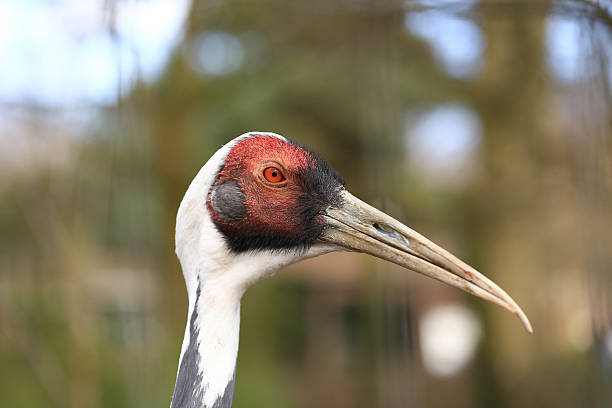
[170,278,241,408]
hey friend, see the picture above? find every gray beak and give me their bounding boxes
[319,189,533,333]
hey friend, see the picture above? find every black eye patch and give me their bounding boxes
[210,180,247,222]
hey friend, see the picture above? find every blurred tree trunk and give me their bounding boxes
[469,2,552,407]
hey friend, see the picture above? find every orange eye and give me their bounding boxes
[263,166,285,183]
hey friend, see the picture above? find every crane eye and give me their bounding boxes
[263,166,285,183]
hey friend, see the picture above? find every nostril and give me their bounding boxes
[373,222,397,236]
[373,222,409,246]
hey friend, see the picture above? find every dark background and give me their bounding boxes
[1,1,611,407]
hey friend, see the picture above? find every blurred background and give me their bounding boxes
[1,0,611,407]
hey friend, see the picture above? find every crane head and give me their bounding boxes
[176,132,532,333]
[207,134,344,252]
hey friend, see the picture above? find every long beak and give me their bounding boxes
[319,189,533,333]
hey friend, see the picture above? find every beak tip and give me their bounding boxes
[516,310,534,334]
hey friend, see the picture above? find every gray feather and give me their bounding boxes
[211,373,236,408]
[170,284,205,408]
[210,180,246,222]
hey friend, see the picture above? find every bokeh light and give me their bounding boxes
[404,103,482,187]
[185,31,245,77]
[419,304,482,377]
[404,2,485,79]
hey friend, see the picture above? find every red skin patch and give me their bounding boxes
[207,135,318,239]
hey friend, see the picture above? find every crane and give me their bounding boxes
[170,132,532,408]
